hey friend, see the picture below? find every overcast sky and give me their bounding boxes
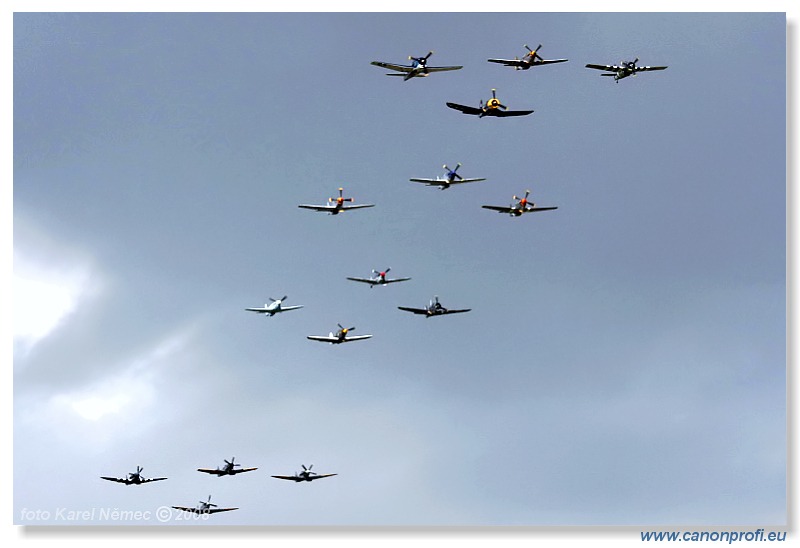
[11,9,786,529]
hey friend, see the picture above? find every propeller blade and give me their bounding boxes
[280,296,287,302]
[384,267,391,274]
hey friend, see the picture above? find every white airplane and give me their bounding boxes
[409,163,486,190]
[370,51,462,81]
[272,464,337,482]
[298,187,375,215]
[101,465,167,485]
[307,324,372,344]
[245,295,303,316]
[172,495,238,515]
[347,267,411,288]
[585,58,668,82]
[481,189,558,217]
[197,457,258,477]
[488,44,568,70]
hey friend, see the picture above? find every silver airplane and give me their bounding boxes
[101,465,167,485]
[370,51,462,81]
[585,58,668,82]
[481,189,558,217]
[197,457,258,477]
[487,44,568,70]
[347,267,411,288]
[409,163,486,190]
[272,464,337,482]
[307,323,372,344]
[245,295,303,316]
[298,187,375,215]
[172,495,238,515]
[398,295,471,317]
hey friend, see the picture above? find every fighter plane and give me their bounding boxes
[271,464,337,482]
[298,187,375,215]
[398,295,471,317]
[370,51,462,81]
[307,323,372,344]
[446,89,533,118]
[197,457,258,477]
[409,163,486,190]
[245,296,303,316]
[172,495,238,515]
[347,268,411,288]
[481,189,558,217]
[487,44,568,70]
[585,58,668,82]
[101,466,167,485]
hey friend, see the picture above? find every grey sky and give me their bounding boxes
[12,11,786,528]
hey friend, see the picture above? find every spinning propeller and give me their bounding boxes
[524,44,543,62]
[201,495,217,508]
[373,267,391,278]
[409,51,433,67]
[337,324,356,334]
[444,163,463,181]
[484,89,507,110]
[513,190,532,208]
[224,457,241,469]
[329,187,354,204]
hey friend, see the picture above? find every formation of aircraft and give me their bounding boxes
[409,163,486,190]
[307,323,373,344]
[370,51,463,81]
[172,495,238,515]
[585,58,668,82]
[245,296,303,316]
[271,464,338,482]
[446,89,534,118]
[347,267,411,288]
[481,189,558,217]
[398,295,471,317]
[487,44,568,70]
[298,187,375,215]
[197,457,258,477]
[101,466,167,485]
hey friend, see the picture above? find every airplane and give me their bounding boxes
[446,89,533,118]
[298,187,375,215]
[398,295,471,317]
[370,51,462,81]
[245,295,303,316]
[307,323,372,344]
[172,495,238,515]
[197,457,258,477]
[409,163,486,190]
[487,44,568,70]
[100,465,167,485]
[481,189,558,217]
[271,464,337,482]
[347,268,411,288]
[585,58,668,82]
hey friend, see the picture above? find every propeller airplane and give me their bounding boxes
[298,187,375,215]
[101,466,167,485]
[446,89,533,118]
[272,464,337,482]
[481,189,558,217]
[370,51,462,81]
[307,324,372,344]
[487,43,568,70]
[347,268,411,288]
[197,457,258,477]
[585,58,668,82]
[245,295,303,316]
[409,163,486,190]
[398,295,471,317]
[171,495,238,515]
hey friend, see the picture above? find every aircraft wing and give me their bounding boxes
[383,277,411,284]
[409,178,440,185]
[398,306,429,315]
[494,109,534,117]
[245,307,270,313]
[100,476,129,484]
[585,63,619,71]
[142,477,168,483]
[440,308,471,315]
[342,335,372,342]
[307,335,339,343]
[526,206,559,213]
[481,205,514,214]
[536,59,569,65]
[370,61,413,72]
[487,58,526,67]
[634,65,668,72]
[271,475,301,481]
[424,65,463,73]
[347,277,378,285]
[446,102,484,116]
[450,177,486,184]
[298,204,334,212]
[197,468,225,476]
[230,467,258,474]
[307,473,338,481]
[341,204,375,210]
[207,507,238,514]
[278,305,304,312]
